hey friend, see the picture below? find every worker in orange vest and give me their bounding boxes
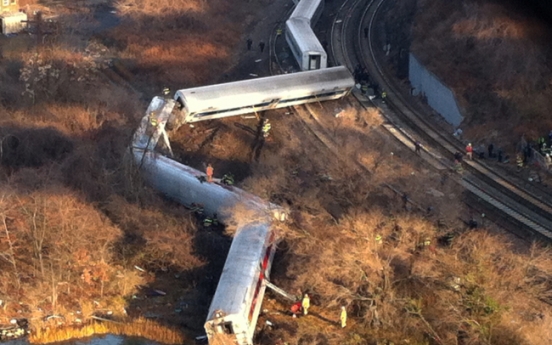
[206,164,214,183]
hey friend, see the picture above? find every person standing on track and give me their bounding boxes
[259,40,266,53]
[364,27,368,38]
[247,38,252,50]
[466,143,473,160]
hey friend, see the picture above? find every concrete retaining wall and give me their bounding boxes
[409,53,464,127]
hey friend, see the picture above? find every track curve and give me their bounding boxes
[330,0,552,241]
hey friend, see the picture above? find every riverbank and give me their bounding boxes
[29,318,185,344]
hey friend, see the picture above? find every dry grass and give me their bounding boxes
[107,0,264,87]
[274,206,552,344]
[29,318,186,344]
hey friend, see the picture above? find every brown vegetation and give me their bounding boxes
[209,99,552,344]
[29,318,186,344]
[410,0,552,144]
[109,0,268,87]
[0,0,256,337]
[1,0,552,345]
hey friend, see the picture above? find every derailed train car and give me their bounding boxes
[286,17,327,70]
[174,66,354,123]
[285,0,327,70]
[131,149,287,223]
[204,222,278,345]
[130,149,284,345]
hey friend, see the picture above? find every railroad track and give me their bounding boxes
[329,0,552,241]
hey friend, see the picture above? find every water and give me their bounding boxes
[2,335,161,345]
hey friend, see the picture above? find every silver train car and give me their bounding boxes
[130,148,283,345]
[131,149,287,223]
[174,66,354,123]
[285,18,327,70]
[204,222,278,345]
[286,0,327,70]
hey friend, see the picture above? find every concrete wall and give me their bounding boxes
[409,53,464,127]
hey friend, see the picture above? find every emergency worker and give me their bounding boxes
[340,306,347,328]
[206,164,214,183]
[516,154,524,170]
[291,301,302,318]
[149,112,158,127]
[221,173,235,185]
[302,294,310,315]
[262,119,272,138]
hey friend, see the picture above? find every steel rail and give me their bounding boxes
[345,0,552,240]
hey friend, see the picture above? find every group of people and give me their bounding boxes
[246,38,266,53]
[451,140,507,171]
[290,294,348,328]
[189,203,219,228]
[534,131,552,168]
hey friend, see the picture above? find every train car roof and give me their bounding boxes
[286,18,325,53]
[206,223,273,318]
[175,66,353,114]
[133,150,285,223]
[289,0,322,23]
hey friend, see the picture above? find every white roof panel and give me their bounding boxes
[176,66,352,114]
[133,150,285,222]
[286,18,325,53]
[290,0,322,23]
[206,223,272,318]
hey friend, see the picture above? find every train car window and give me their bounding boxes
[197,106,243,117]
[309,55,321,70]
[280,94,317,104]
[252,101,272,108]
[175,98,185,111]
[318,91,342,98]
[286,31,302,62]
[222,322,234,334]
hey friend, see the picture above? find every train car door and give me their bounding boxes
[308,54,321,70]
